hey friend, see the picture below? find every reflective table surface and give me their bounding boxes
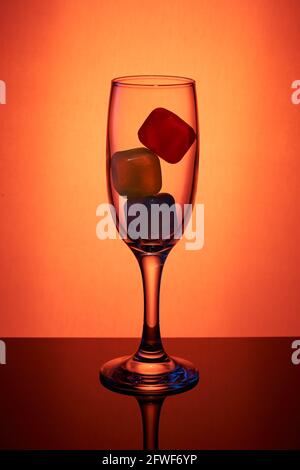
[0,338,299,449]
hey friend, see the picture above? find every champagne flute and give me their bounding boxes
[100,75,199,394]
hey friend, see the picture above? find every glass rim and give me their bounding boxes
[112,75,195,88]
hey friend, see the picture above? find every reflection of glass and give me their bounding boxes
[101,376,198,450]
[137,395,165,450]
[100,76,199,394]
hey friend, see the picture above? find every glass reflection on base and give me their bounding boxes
[100,369,199,450]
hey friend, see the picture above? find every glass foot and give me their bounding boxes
[100,354,199,395]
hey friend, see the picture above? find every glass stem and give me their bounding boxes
[135,253,169,362]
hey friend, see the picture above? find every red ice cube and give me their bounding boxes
[138,107,196,164]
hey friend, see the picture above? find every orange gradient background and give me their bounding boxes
[0,0,299,337]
